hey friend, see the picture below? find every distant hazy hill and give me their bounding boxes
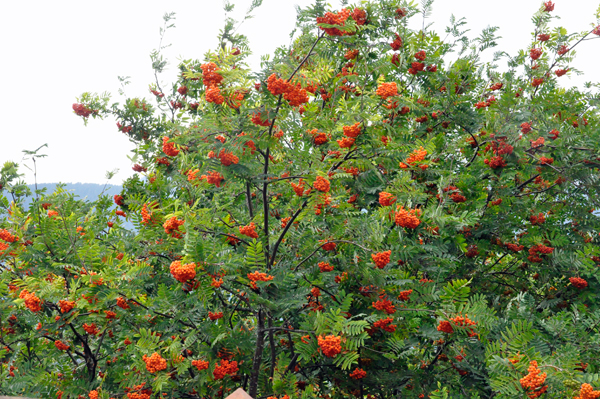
[27,183,122,201]
[23,183,133,229]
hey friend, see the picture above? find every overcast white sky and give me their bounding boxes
[1,0,598,185]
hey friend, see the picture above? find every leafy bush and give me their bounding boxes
[2,1,600,398]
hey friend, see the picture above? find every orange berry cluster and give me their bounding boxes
[342,122,362,138]
[575,383,600,399]
[350,368,367,379]
[372,295,396,314]
[318,334,342,357]
[376,82,398,99]
[200,62,225,104]
[437,321,454,334]
[191,359,209,371]
[117,297,130,309]
[59,300,75,314]
[284,82,309,107]
[208,311,224,320]
[485,156,507,169]
[397,289,413,302]
[213,359,238,380]
[320,240,337,251]
[239,222,259,238]
[251,112,271,126]
[337,137,355,148]
[530,136,545,148]
[313,176,330,193]
[0,241,9,255]
[539,157,554,165]
[0,229,18,243]
[548,129,560,139]
[394,206,421,229]
[142,352,167,373]
[140,203,154,225]
[521,122,533,134]
[54,340,70,351]
[266,74,309,106]
[200,62,223,87]
[206,86,224,104]
[372,250,391,269]
[125,383,152,399]
[291,179,306,196]
[505,243,524,252]
[169,261,196,283]
[319,262,334,272]
[406,147,427,164]
[89,390,99,399]
[218,149,239,166]
[400,147,428,169]
[83,323,99,335]
[530,48,543,60]
[379,191,396,206]
[344,49,359,60]
[316,8,351,36]
[373,317,396,332]
[309,130,329,146]
[200,171,224,187]
[266,74,289,95]
[437,314,477,335]
[247,271,274,282]
[162,137,180,157]
[19,290,42,312]
[451,314,476,327]
[519,361,547,398]
[163,216,184,238]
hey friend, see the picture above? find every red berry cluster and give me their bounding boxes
[163,216,184,238]
[318,335,342,357]
[528,244,553,262]
[373,317,396,332]
[350,368,367,379]
[213,359,238,380]
[169,261,196,283]
[142,352,167,373]
[72,103,97,118]
[520,361,547,398]
[162,137,180,157]
[529,212,546,225]
[319,262,334,272]
[379,192,397,207]
[371,250,391,269]
[372,294,396,314]
[239,222,258,238]
[569,277,588,289]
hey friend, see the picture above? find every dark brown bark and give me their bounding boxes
[248,309,265,398]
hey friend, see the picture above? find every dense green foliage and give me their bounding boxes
[2,1,600,398]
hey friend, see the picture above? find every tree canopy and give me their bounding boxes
[2,1,600,398]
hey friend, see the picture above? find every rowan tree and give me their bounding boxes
[2,1,600,398]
